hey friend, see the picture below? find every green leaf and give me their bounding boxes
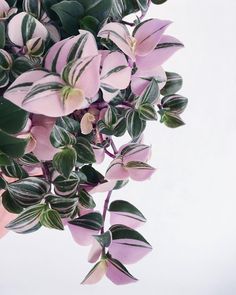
[75,137,96,164]
[126,110,146,140]
[97,120,114,136]
[0,176,7,189]
[1,190,23,214]
[113,180,129,190]
[104,105,118,126]
[50,125,76,148]
[0,153,12,166]
[78,189,96,209]
[51,1,84,34]
[0,71,10,88]
[78,0,112,22]
[161,94,188,115]
[160,111,185,128]
[161,72,183,96]
[109,200,146,222]
[23,0,43,19]
[80,165,104,185]
[45,194,78,218]
[56,116,80,133]
[11,56,34,78]
[53,172,80,197]
[53,146,77,179]
[0,97,29,134]
[0,22,5,49]
[5,204,46,234]
[125,160,155,171]
[110,224,151,246]
[7,177,50,207]
[93,230,112,248]
[19,153,40,166]
[0,130,29,158]
[79,15,100,35]
[136,78,159,107]
[138,103,158,121]
[110,0,140,20]
[1,161,28,179]
[69,212,103,230]
[40,208,64,230]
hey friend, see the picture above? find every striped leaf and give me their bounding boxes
[7,177,50,207]
[109,224,152,264]
[160,111,185,128]
[40,208,64,230]
[126,110,146,140]
[45,194,78,218]
[138,103,158,121]
[104,106,118,126]
[1,161,28,179]
[75,137,96,164]
[19,153,40,166]
[136,78,159,107]
[0,176,7,189]
[161,94,188,115]
[50,125,76,148]
[78,189,96,209]
[0,130,29,158]
[106,256,138,285]
[7,12,48,47]
[5,204,46,234]
[69,212,103,230]
[53,172,80,197]
[110,0,140,20]
[1,190,23,214]
[81,260,107,285]
[0,153,12,166]
[56,116,80,133]
[161,72,183,96]
[26,37,45,57]
[0,70,10,88]
[78,0,112,22]
[0,49,12,71]
[53,146,77,179]
[11,56,34,78]
[23,0,43,19]
[109,200,146,224]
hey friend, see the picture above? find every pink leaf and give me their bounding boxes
[134,19,172,57]
[122,144,152,165]
[106,158,129,181]
[88,239,103,263]
[98,22,135,60]
[136,35,184,70]
[81,260,107,285]
[68,223,99,246]
[106,257,138,285]
[0,199,16,239]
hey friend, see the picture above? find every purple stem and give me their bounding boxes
[104,149,116,159]
[101,190,113,234]
[110,139,118,155]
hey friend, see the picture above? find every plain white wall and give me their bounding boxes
[1,1,236,294]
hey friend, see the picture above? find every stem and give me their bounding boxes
[41,162,51,182]
[110,139,118,155]
[101,190,113,234]
[104,149,116,159]
[120,20,136,27]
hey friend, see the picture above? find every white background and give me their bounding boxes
[1,0,236,294]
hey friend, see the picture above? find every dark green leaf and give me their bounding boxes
[53,172,80,197]
[109,200,146,222]
[78,189,96,209]
[136,78,159,107]
[50,125,76,148]
[138,103,158,121]
[79,0,112,22]
[126,110,146,139]
[0,97,29,134]
[5,203,46,234]
[0,130,29,158]
[161,94,188,114]
[0,153,12,166]
[45,194,78,218]
[51,1,84,34]
[80,15,100,35]
[0,176,7,189]
[56,116,80,133]
[94,230,112,248]
[75,137,96,164]
[1,190,23,214]
[0,22,5,49]
[11,56,34,78]
[1,161,28,179]
[7,177,50,207]
[161,72,183,96]
[80,165,104,185]
[53,146,77,179]
[69,212,103,230]
[151,0,167,4]
[160,111,185,128]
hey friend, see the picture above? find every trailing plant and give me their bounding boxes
[0,0,188,285]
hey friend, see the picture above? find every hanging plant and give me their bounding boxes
[0,0,188,285]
